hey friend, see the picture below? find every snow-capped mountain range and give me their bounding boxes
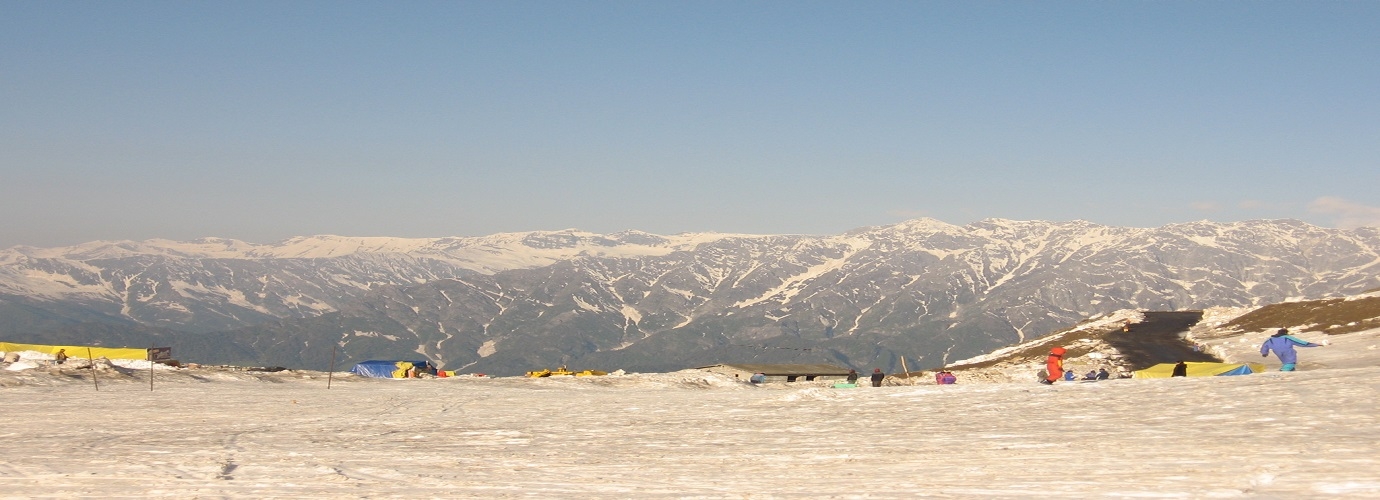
[2,218,1378,375]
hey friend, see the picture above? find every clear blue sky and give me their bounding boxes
[3,1,1379,248]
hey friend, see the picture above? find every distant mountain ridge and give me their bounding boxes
[2,218,1378,375]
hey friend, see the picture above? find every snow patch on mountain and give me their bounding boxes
[731,242,866,309]
[477,340,497,358]
[572,295,602,312]
[620,305,642,324]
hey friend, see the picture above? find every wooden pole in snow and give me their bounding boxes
[87,347,99,391]
[900,357,910,379]
[148,345,155,391]
[327,344,338,389]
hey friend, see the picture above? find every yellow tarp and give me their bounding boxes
[0,342,150,360]
[1133,362,1266,378]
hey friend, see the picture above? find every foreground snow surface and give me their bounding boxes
[2,368,1379,499]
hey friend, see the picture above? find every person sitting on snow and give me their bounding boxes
[1083,370,1098,380]
[1095,368,1110,380]
[1260,328,1323,371]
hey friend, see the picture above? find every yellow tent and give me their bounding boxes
[0,342,150,361]
[1133,361,1266,378]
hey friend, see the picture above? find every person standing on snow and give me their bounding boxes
[1260,328,1323,371]
[870,368,885,387]
[846,369,859,385]
[1041,347,1066,384]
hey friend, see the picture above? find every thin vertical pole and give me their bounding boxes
[87,347,99,391]
[327,344,338,389]
[148,345,155,391]
[900,356,910,379]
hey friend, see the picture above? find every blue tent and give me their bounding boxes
[349,360,435,378]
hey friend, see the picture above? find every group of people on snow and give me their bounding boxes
[1083,368,1110,380]
[1041,347,1118,384]
[1038,327,1323,384]
[753,327,1321,388]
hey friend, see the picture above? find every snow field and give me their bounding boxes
[1,366,1378,498]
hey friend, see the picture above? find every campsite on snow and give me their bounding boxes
[2,291,1379,498]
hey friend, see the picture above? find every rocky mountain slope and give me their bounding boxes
[3,218,1378,375]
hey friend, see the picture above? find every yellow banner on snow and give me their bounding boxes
[0,342,150,360]
[1133,362,1266,378]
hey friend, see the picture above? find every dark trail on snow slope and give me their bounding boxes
[1103,311,1220,371]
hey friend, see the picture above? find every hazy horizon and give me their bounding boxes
[4,2,1379,248]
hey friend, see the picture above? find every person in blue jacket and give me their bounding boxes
[1260,328,1323,371]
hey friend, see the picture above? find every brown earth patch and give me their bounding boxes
[1220,296,1380,336]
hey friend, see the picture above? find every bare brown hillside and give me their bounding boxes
[1209,296,1380,338]
[942,311,1215,372]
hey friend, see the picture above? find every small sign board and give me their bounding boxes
[147,347,172,361]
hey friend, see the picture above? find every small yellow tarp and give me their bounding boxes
[1133,362,1266,378]
[0,342,149,360]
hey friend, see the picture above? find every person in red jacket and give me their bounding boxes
[1041,346,1066,384]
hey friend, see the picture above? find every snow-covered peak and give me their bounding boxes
[6,237,267,260]
[259,235,451,258]
[871,217,961,235]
